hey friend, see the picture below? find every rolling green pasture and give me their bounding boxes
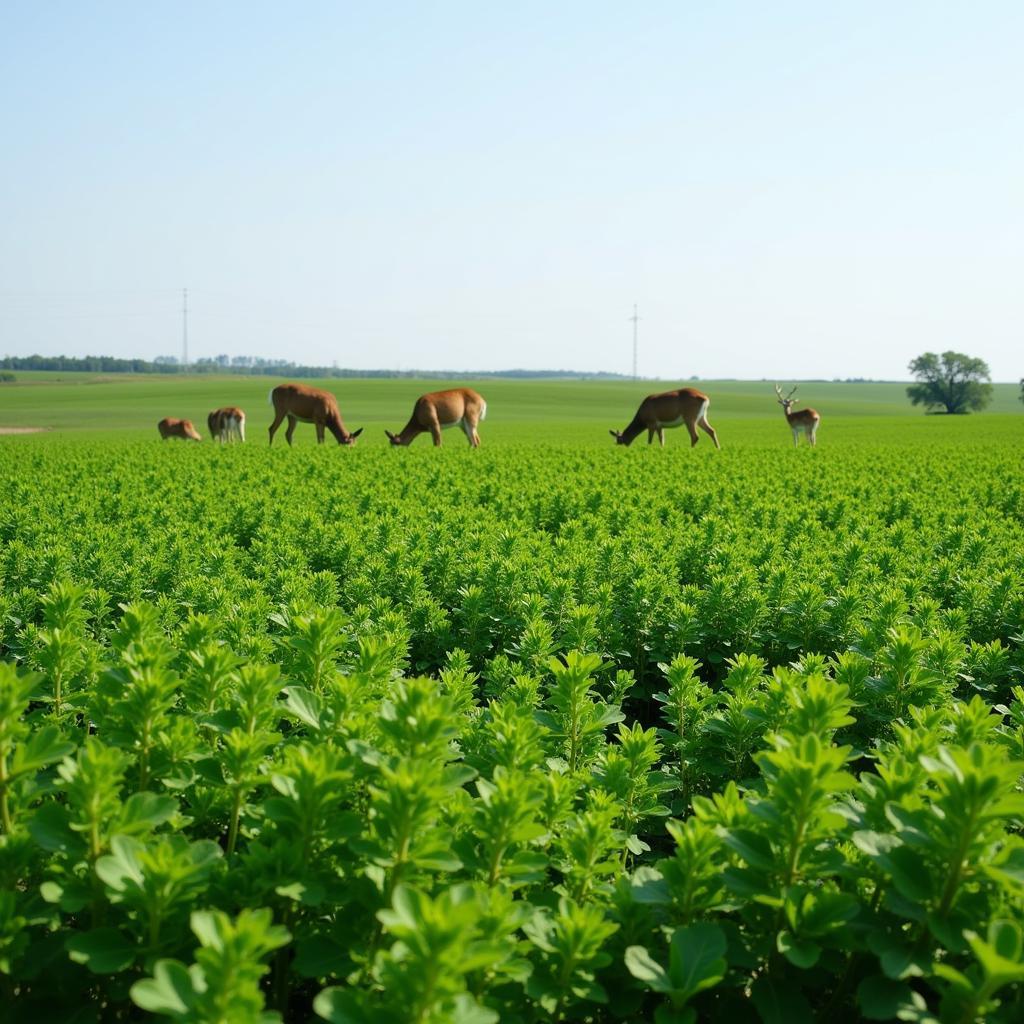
[1,372,1021,447]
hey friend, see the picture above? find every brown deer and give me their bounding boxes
[610,388,720,448]
[268,383,362,446]
[207,406,246,443]
[385,388,487,448]
[774,384,820,446]
[158,418,201,441]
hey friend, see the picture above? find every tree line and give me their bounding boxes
[0,353,631,381]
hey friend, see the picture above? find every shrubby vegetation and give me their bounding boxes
[0,437,1022,1022]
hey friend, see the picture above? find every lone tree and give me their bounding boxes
[906,351,992,414]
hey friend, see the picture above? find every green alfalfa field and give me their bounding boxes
[1,372,1023,1023]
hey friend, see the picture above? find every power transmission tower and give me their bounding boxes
[629,304,640,379]
[182,288,189,371]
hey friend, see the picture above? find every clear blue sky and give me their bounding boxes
[2,2,1021,379]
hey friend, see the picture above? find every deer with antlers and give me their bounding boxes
[268,384,363,446]
[610,388,720,448]
[385,388,486,448]
[775,384,820,446]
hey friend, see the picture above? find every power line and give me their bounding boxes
[628,303,640,379]
[182,288,188,370]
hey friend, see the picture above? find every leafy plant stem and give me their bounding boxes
[138,723,151,792]
[0,756,11,834]
[487,841,506,887]
[936,803,980,919]
[227,787,243,857]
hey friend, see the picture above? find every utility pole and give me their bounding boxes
[182,288,189,371]
[629,304,640,379]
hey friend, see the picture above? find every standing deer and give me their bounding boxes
[610,388,720,448]
[385,388,487,448]
[268,383,362,446]
[774,384,820,446]
[207,406,246,443]
[157,418,201,441]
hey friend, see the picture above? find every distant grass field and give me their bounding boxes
[0,372,1021,447]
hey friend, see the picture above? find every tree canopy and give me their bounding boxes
[906,351,993,414]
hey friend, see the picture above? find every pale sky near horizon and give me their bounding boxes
[1,2,1021,380]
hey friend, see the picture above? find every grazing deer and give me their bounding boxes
[385,388,487,448]
[268,383,363,446]
[157,418,201,441]
[207,406,246,443]
[774,384,820,446]
[610,388,720,448]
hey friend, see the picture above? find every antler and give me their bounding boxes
[786,384,798,400]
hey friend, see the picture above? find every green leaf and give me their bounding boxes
[314,987,395,1024]
[988,919,1024,962]
[776,930,820,969]
[624,945,673,992]
[667,923,727,1001]
[796,888,859,935]
[10,726,75,777]
[856,975,915,1020]
[868,931,927,980]
[66,927,136,974]
[284,686,323,730]
[449,993,500,1024]
[965,920,1024,986]
[39,875,91,912]
[631,866,671,905]
[131,959,196,1016]
[723,829,774,871]
[877,846,932,903]
[118,791,178,832]
[29,802,78,853]
[95,834,145,891]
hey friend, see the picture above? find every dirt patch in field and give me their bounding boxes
[0,426,48,434]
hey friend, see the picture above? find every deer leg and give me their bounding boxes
[285,416,297,446]
[461,419,476,447]
[315,420,326,444]
[658,428,665,448]
[647,428,655,445]
[698,416,720,450]
[792,428,799,447]
[268,411,285,445]
[425,414,443,447]
[687,421,700,447]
